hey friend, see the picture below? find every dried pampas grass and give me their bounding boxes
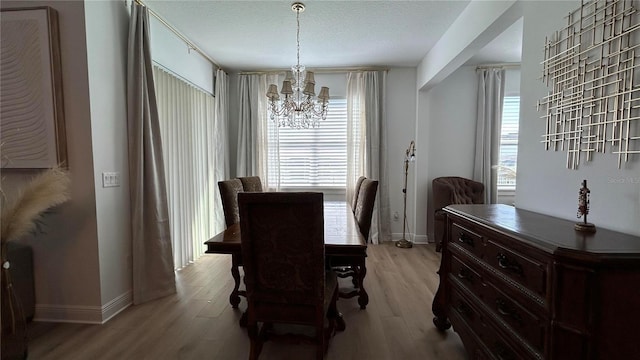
[1,167,71,244]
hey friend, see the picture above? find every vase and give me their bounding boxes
[1,261,28,360]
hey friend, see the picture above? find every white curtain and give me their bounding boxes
[215,69,230,185]
[237,73,280,190]
[474,68,505,204]
[346,71,391,244]
[127,3,175,304]
[153,66,225,269]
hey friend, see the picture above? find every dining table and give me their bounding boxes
[204,200,369,310]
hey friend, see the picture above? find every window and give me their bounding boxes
[497,96,519,189]
[267,98,351,191]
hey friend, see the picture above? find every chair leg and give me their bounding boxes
[328,286,345,332]
[248,321,262,360]
[317,323,326,360]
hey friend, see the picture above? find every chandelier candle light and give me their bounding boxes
[396,140,416,249]
[266,2,329,129]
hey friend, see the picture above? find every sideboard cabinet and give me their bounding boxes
[432,204,640,360]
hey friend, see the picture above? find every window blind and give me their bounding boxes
[498,96,520,188]
[268,98,349,189]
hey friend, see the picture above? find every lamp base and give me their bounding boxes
[395,239,413,248]
[575,222,596,233]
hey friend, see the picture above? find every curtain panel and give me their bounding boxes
[237,73,280,190]
[346,71,391,244]
[474,68,505,204]
[127,3,175,304]
[153,66,224,269]
[214,69,230,227]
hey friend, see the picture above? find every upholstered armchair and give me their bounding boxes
[432,176,484,252]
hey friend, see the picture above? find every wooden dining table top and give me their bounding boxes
[205,201,366,255]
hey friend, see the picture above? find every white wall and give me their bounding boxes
[517,0,640,236]
[385,68,419,241]
[1,0,102,322]
[504,68,520,96]
[149,16,214,94]
[419,66,478,242]
[417,0,520,91]
[85,0,132,320]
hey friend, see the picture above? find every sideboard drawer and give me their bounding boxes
[485,239,548,299]
[483,279,546,352]
[450,285,482,332]
[450,223,485,258]
[450,254,484,295]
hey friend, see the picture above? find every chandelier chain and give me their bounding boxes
[296,7,300,72]
[296,6,301,103]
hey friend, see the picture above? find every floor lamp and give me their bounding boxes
[396,140,416,249]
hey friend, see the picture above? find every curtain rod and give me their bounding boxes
[239,67,390,75]
[132,0,224,72]
[475,63,520,70]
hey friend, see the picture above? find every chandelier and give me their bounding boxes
[266,2,329,129]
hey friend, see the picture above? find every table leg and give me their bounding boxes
[229,254,242,308]
[239,311,248,327]
[357,261,369,309]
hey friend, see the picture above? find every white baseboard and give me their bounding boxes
[34,290,132,324]
[388,233,432,245]
[102,290,133,323]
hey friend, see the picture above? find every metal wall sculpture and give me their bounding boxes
[538,0,640,169]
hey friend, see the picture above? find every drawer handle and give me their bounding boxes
[496,298,523,325]
[458,233,474,247]
[456,301,472,319]
[457,268,473,283]
[496,253,523,276]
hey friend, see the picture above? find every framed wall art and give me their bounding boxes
[0,6,67,169]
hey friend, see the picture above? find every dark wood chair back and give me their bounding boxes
[237,176,263,192]
[351,176,367,213]
[354,179,379,241]
[218,179,244,228]
[238,192,342,359]
[432,176,484,251]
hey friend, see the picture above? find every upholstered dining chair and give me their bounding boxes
[432,176,484,252]
[238,192,344,360]
[350,176,367,214]
[218,178,244,228]
[354,179,379,241]
[237,176,263,192]
[333,179,378,302]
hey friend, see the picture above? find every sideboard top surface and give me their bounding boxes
[444,204,640,257]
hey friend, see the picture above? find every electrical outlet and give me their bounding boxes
[393,211,399,221]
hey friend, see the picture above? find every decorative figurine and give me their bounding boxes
[575,179,596,232]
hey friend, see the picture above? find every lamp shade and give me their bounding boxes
[284,71,295,85]
[281,80,293,95]
[317,86,330,101]
[267,84,280,100]
[303,82,316,96]
[304,71,315,85]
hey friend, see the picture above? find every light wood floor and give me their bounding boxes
[27,242,466,360]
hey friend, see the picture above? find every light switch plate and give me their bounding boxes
[102,172,121,188]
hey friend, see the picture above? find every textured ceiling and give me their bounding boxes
[144,0,521,71]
